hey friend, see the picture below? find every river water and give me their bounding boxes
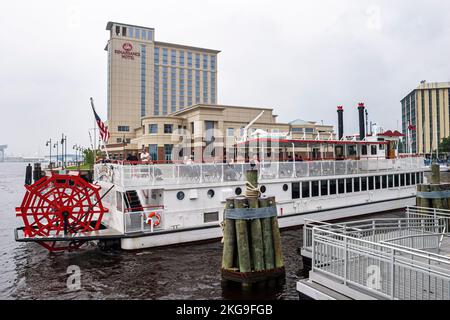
[0,162,435,300]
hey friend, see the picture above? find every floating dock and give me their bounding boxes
[298,206,450,300]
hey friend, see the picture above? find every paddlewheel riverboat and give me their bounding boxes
[14,106,427,251]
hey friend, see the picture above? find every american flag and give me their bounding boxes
[90,98,110,142]
[408,122,416,131]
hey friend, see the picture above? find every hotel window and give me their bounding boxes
[164,124,173,134]
[171,67,176,112]
[292,182,300,199]
[203,54,208,69]
[195,53,200,68]
[353,177,360,192]
[149,124,158,134]
[338,179,345,194]
[187,69,193,106]
[227,128,234,136]
[149,144,158,161]
[142,30,147,40]
[179,51,185,66]
[211,73,216,104]
[429,91,433,149]
[135,28,140,39]
[292,128,303,133]
[122,27,127,37]
[162,66,168,115]
[171,50,176,66]
[195,70,200,104]
[301,182,310,198]
[203,71,208,103]
[115,25,121,36]
[147,30,153,41]
[118,126,130,132]
[162,48,168,65]
[329,179,337,194]
[129,27,134,38]
[154,67,160,116]
[179,69,185,108]
[140,45,146,117]
[305,128,314,133]
[154,47,160,64]
[436,90,441,144]
[210,55,216,71]
[320,180,328,196]
[164,144,173,161]
[116,138,122,143]
[187,52,193,67]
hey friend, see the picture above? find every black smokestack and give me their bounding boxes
[337,106,344,140]
[358,102,365,140]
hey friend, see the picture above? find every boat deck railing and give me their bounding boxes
[95,157,425,188]
[302,207,450,299]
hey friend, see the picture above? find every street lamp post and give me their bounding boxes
[61,134,67,168]
[46,139,52,169]
[53,142,59,168]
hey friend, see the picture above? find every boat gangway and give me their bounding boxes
[297,206,450,300]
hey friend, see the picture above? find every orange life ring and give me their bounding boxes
[146,211,161,227]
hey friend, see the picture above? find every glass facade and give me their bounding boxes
[203,54,208,69]
[195,70,200,104]
[429,91,433,150]
[210,55,216,71]
[437,89,441,145]
[211,73,216,104]
[164,144,173,161]
[188,69,193,106]
[203,71,208,103]
[140,45,146,117]
[171,67,177,113]
[195,53,200,68]
[162,66,168,115]
[179,69,185,108]
[171,49,176,66]
[162,48,168,65]
[154,47,159,64]
[179,51,185,66]
[154,66,159,116]
[149,144,158,161]
[187,52,192,67]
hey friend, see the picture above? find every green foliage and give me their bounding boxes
[438,137,450,153]
[83,148,95,167]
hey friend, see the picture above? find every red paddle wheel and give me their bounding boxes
[16,172,108,252]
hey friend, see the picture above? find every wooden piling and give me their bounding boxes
[268,196,284,268]
[248,197,264,271]
[234,197,251,273]
[222,198,236,269]
[259,197,275,270]
[431,164,440,184]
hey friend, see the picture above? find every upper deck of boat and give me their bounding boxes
[94,157,425,189]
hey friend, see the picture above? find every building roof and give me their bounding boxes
[401,81,450,101]
[106,21,155,31]
[169,104,275,116]
[154,41,221,54]
[289,119,314,125]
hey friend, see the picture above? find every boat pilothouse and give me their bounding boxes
[14,104,427,251]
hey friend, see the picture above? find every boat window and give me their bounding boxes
[320,180,328,196]
[400,174,405,186]
[416,172,421,184]
[375,176,381,189]
[420,172,424,183]
[361,177,367,191]
[330,179,337,195]
[388,175,394,188]
[406,173,411,186]
[312,181,319,197]
[235,187,242,196]
[338,179,345,194]
[292,182,300,199]
[362,145,367,155]
[204,211,219,223]
[283,184,289,192]
[177,191,185,200]
[394,174,399,187]
[302,181,310,198]
[371,145,377,155]
[412,173,416,185]
[368,176,374,190]
[260,185,267,194]
[382,175,387,188]
[116,191,123,211]
[353,177,360,192]
[346,178,352,193]
[207,189,215,198]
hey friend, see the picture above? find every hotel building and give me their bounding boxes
[401,81,450,155]
[105,21,219,147]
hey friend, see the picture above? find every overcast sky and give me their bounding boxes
[1,0,449,156]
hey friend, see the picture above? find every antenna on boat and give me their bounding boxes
[242,110,264,141]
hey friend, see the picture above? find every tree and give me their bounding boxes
[83,148,95,167]
[438,136,450,154]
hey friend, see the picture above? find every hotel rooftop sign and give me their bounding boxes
[115,43,140,60]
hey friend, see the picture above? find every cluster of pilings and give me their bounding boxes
[416,164,450,209]
[221,170,285,288]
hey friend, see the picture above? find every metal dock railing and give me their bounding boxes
[298,206,450,300]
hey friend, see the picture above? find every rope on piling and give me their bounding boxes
[245,180,260,198]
